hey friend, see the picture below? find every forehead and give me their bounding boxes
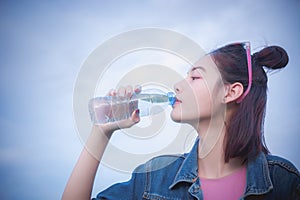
[188,55,223,85]
[188,55,219,74]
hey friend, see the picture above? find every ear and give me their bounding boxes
[223,82,244,103]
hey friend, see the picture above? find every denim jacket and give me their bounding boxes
[94,139,300,200]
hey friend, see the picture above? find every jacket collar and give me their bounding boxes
[244,152,273,196]
[169,137,273,195]
[169,138,199,189]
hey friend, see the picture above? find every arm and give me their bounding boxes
[62,86,140,200]
[61,125,111,200]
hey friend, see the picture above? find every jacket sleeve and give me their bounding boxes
[92,164,146,200]
[291,172,300,200]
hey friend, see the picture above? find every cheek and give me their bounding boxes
[191,84,215,117]
[197,94,212,116]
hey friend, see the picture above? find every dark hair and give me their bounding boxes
[210,43,289,162]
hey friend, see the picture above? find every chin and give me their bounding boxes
[171,111,201,126]
[170,112,191,124]
[170,111,182,123]
[171,117,182,123]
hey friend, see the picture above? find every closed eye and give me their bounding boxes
[191,77,201,80]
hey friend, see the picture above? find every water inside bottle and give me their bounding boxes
[89,96,138,124]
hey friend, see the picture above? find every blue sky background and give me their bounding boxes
[1,0,299,199]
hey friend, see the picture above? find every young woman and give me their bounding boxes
[62,42,300,200]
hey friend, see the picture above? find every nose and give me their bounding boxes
[173,81,181,94]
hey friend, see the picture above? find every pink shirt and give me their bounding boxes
[200,166,246,200]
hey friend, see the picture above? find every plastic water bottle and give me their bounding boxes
[88,89,176,124]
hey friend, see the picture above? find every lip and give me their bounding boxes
[173,97,182,106]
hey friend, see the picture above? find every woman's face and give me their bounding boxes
[171,55,226,126]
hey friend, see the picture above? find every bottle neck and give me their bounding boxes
[133,92,175,106]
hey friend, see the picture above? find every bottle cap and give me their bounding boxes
[167,92,176,106]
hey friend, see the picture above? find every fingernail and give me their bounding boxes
[135,109,140,115]
[134,85,142,94]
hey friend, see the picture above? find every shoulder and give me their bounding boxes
[266,154,300,177]
[133,153,186,174]
[265,154,300,197]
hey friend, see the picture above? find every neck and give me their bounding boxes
[193,118,244,179]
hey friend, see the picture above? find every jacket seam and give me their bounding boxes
[268,160,300,177]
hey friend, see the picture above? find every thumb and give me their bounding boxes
[112,109,140,130]
[131,109,140,123]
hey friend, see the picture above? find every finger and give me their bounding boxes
[134,85,142,94]
[117,86,126,97]
[125,85,133,97]
[131,109,140,123]
[107,89,117,96]
[110,109,140,130]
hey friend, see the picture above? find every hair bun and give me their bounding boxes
[253,46,289,70]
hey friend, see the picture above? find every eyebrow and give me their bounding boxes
[189,66,207,73]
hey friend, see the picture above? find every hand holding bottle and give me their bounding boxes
[89,85,175,132]
[91,85,141,132]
